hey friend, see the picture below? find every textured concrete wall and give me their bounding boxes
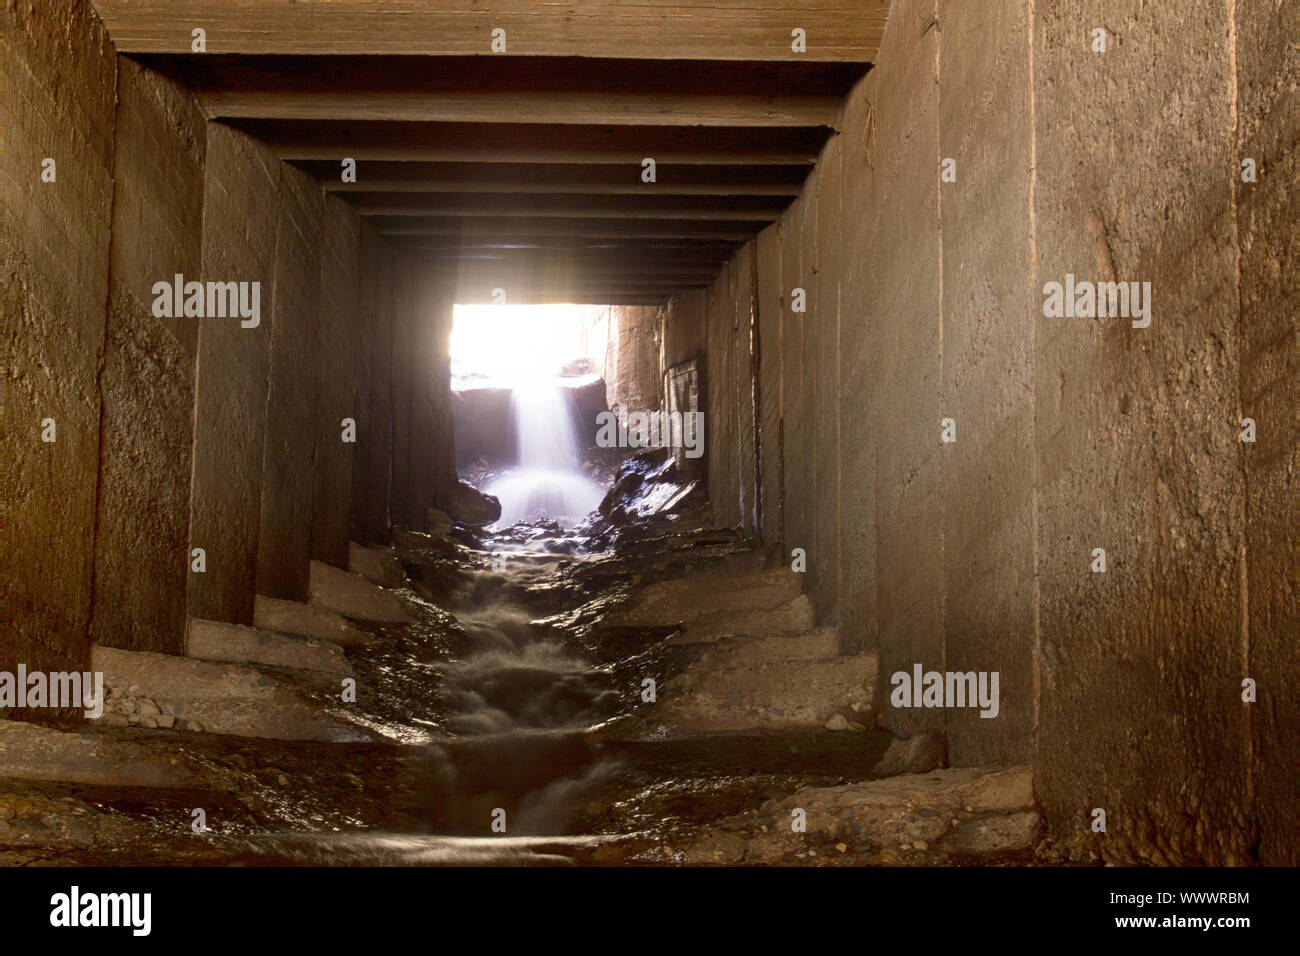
[606,305,663,416]
[93,59,207,655]
[187,125,279,625]
[360,227,396,543]
[1234,0,1297,869]
[938,0,1035,766]
[864,0,945,742]
[1,0,117,678]
[311,195,362,564]
[1032,0,1280,866]
[695,0,1293,864]
[255,163,322,601]
[755,226,784,542]
[836,69,880,656]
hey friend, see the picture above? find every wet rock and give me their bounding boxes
[309,560,413,624]
[448,480,502,526]
[425,508,454,536]
[348,542,407,588]
[188,617,354,676]
[254,595,374,649]
[874,733,947,777]
[0,790,160,849]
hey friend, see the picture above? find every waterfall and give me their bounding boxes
[484,380,604,528]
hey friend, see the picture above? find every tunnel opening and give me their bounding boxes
[449,302,614,532]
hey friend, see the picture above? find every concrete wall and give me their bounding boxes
[693,0,1294,865]
[93,58,207,657]
[3,0,117,681]
[4,1,457,701]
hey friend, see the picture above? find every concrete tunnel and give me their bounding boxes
[2,0,1294,892]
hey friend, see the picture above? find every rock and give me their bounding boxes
[308,560,413,623]
[764,767,1036,851]
[156,714,175,729]
[91,646,372,742]
[942,811,1041,854]
[188,617,354,676]
[0,720,206,788]
[254,595,374,649]
[347,542,406,588]
[448,480,502,526]
[137,698,160,717]
[874,732,947,777]
[824,713,849,731]
[140,715,157,729]
[425,508,454,536]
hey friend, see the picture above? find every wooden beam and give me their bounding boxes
[94,2,889,62]
[373,217,761,240]
[229,120,831,165]
[348,193,785,221]
[153,55,852,127]
[309,162,808,196]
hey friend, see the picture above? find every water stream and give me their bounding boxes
[484,380,605,529]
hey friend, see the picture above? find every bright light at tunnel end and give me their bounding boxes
[451,303,602,389]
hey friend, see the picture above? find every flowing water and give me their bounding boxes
[484,380,605,528]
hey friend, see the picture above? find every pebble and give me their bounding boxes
[824,714,849,731]
[137,699,160,717]
[140,715,157,729]
[156,714,175,729]
[835,843,848,853]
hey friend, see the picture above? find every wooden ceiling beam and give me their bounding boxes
[228,120,830,166]
[94,2,889,62]
[373,218,761,240]
[309,162,807,196]
[349,193,785,221]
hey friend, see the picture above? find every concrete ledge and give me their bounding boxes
[609,568,804,627]
[187,618,353,676]
[254,595,374,648]
[309,560,414,623]
[91,646,371,742]
[662,649,877,732]
[0,719,206,788]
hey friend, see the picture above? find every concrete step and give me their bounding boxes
[187,618,352,677]
[691,627,840,666]
[0,719,206,788]
[91,645,371,742]
[667,594,816,645]
[609,567,804,628]
[254,595,374,648]
[660,649,877,733]
[309,559,413,623]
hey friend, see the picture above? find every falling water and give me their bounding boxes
[484,380,605,528]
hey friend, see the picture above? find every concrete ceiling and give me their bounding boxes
[92,1,884,304]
